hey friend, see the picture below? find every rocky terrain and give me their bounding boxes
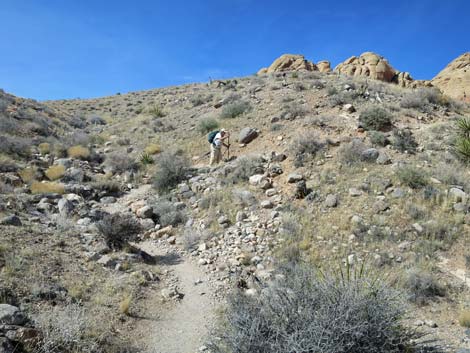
[1,51,470,353]
[432,53,470,102]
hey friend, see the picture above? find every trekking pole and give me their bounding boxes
[227,135,230,160]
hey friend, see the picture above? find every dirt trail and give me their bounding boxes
[139,242,217,353]
[102,184,218,353]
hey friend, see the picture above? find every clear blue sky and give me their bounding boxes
[1,0,468,100]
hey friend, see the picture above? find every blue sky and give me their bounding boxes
[1,0,468,100]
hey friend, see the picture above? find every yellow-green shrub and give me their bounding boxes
[119,295,132,315]
[459,310,470,327]
[45,165,66,181]
[31,181,65,194]
[144,143,161,155]
[19,167,37,183]
[38,142,51,155]
[67,145,90,159]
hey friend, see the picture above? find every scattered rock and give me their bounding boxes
[0,215,22,226]
[0,304,26,325]
[239,128,259,144]
[136,206,154,219]
[287,173,304,183]
[324,194,338,207]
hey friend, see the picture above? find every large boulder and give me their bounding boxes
[258,54,317,74]
[239,128,259,144]
[432,52,470,101]
[0,304,26,325]
[334,52,396,82]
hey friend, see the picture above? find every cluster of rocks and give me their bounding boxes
[0,304,38,353]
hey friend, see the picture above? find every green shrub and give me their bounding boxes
[197,117,219,134]
[291,134,325,167]
[148,105,165,118]
[391,129,418,153]
[210,263,429,353]
[359,106,392,131]
[404,268,446,305]
[400,87,450,112]
[104,152,139,174]
[153,201,187,227]
[368,131,389,147]
[396,166,428,189]
[140,152,154,166]
[337,139,367,165]
[220,101,251,119]
[226,155,264,184]
[153,151,189,193]
[97,213,142,250]
[455,117,470,163]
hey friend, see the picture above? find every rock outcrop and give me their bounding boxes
[258,54,317,74]
[334,52,397,82]
[432,53,470,101]
[334,52,431,88]
[316,60,331,73]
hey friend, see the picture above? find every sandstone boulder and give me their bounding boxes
[316,60,331,73]
[258,54,317,74]
[432,52,470,101]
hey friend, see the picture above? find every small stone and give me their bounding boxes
[376,151,391,165]
[343,103,356,113]
[347,254,356,265]
[217,216,229,225]
[167,236,176,244]
[360,148,379,162]
[348,188,362,196]
[100,196,117,204]
[412,223,424,234]
[424,320,438,328]
[0,215,22,226]
[324,194,338,207]
[449,187,467,203]
[136,206,154,219]
[260,200,274,209]
[236,211,247,222]
[287,173,304,183]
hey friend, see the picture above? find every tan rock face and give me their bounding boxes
[317,60,331,73]
[258,54,317,74]
[334,52,396,82]
[432,53,470,101]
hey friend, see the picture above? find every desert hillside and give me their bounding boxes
[1,57,470,353]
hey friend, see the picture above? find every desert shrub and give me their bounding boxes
[97,213,142,250]
[31,181,65,194]
[119,295,132,315]
[310,79,325,89]
[404,268,446,305]
[153,200,187,227]
[226,155,264,184]
[68,145,90,160]
[34,304,102,353]
[433,162,470,189]
[329,91,360,107]
[337,139,367,165]
[282,103,307,119]
[293,82,306,91]
[291,134,325,167]
[392,129,418,153]
[38,142,51,155]
[359,106,393,131]
[116,138,130,146]
[368,130,389,147]
[210,263,428,353]
[396,166,428,189]
[198,117,219,134]
[0,181,13,194]
[89,179,121,194]
[63,131,90,149]
[327,86,338,96]
[454,117,470,163]
[459,310,470,327]
[220,100,251,119]
[270,123,283,131]
[144,143,161,155]
[182,226,202,251]
[0,156,18,173]
[153,151,189,193]
[190,93,212,107]
[147,105,165,118]
[0,135,31,158]
[104,152,139,175]
[401,87,450,112]
[139,152,154,166]
[45,165,66,181]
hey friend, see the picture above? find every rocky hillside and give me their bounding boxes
[432,52,470,101]
[1,67,470,352]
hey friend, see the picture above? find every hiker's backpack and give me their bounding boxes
[207,130,219,144]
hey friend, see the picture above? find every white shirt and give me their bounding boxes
[213,132,223,148]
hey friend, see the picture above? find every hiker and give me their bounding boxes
[208,129,230,166]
